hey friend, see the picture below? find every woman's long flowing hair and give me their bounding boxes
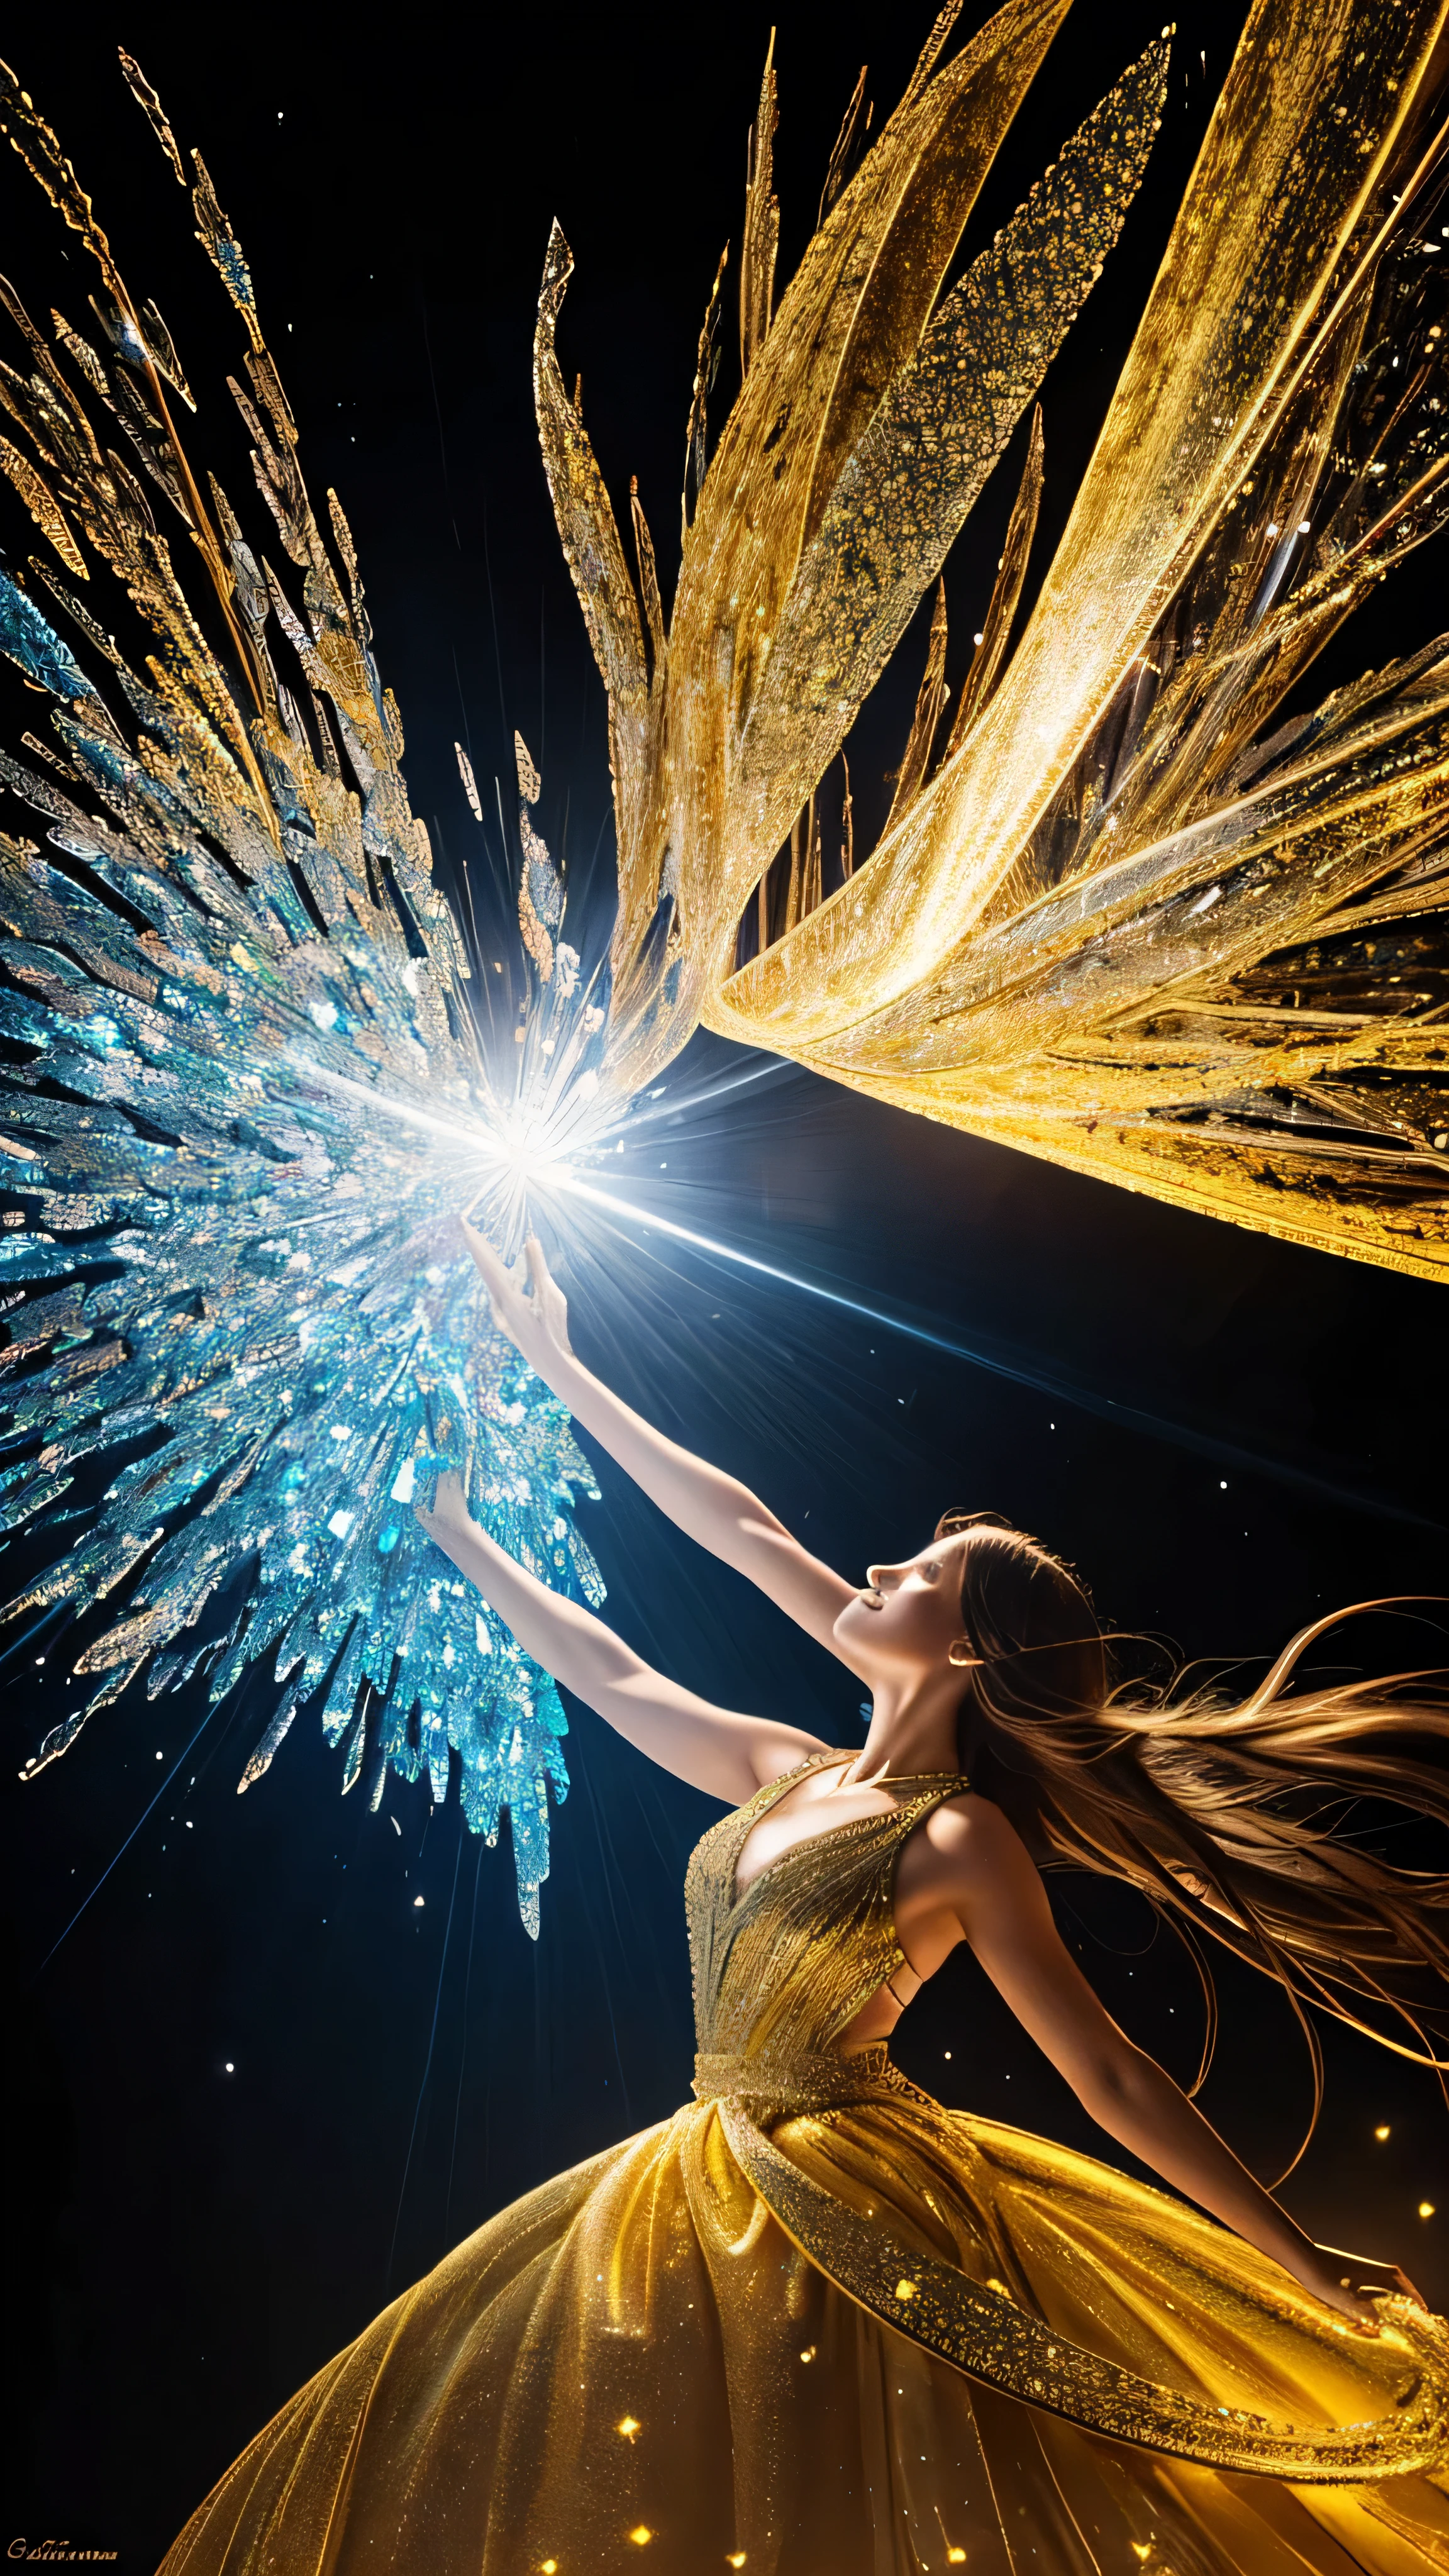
[938,1509,1449,2168]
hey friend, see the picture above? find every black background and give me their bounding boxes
[2,2,1446,2565]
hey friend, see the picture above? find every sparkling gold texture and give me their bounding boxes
[540,0,1449,1279]
[160,1760,1449,2573]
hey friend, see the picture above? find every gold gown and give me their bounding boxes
[163,1757,1449,2576]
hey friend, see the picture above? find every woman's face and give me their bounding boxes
[832,1533,974,1677]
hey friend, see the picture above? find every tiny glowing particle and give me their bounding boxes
[618,2416,641,2441]
[727,2557,748,2568]
[1419,2202,1436,2219]
[948,2553,967,2566]
[627,2529,653,2548]
[1375,2124,1391,2141]
[413,1895,425,1909]
[895,2279,918,2302]
[540,2562,558,2573]
[799,2345,816,2363]
[1131,2547,1153,2564]
[224,2062,235,2074]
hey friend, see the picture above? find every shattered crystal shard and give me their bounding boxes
[0,52,604,1931]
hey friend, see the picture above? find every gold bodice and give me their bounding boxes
[684,1753,966,2109]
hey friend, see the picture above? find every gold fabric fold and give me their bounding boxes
[719,2095,1449,2484]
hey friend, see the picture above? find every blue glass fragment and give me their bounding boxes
[0,431,604,1941]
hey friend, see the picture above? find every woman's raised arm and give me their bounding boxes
[462,1220,862,1663]
[416,1471,827,1802]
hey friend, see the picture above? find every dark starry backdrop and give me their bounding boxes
[1,1,1446,2564]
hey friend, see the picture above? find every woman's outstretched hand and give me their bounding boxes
[414,1467,474,1548]
[1294,2240,1426,2329]
[461,1216,574,1370]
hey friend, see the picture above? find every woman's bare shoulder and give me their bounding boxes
[915,1789,1038,1892]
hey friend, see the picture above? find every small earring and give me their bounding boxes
[948,1642,982,1670]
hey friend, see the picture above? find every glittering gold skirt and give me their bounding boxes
[160,2091,1449,2576]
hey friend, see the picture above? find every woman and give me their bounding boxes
[164,1224,1449,2576]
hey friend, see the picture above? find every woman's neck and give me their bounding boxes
[843,1675,962,1787]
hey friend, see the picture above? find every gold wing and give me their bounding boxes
[538,0,1449,1280]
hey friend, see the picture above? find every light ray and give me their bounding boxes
[550,1174,1443,1530]
[34,1696,224,1975]
[387,1814,465,2294]
[594,1057,795,1136]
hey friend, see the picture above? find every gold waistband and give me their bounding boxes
[692,2042,910,2120]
